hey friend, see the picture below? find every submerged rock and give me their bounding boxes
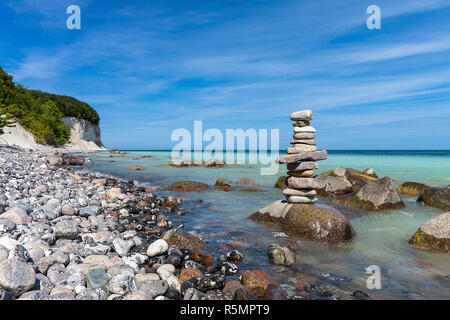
[332,177,405,211]
[397,182,429,196]
[314,175,353,198]
[409,212,449,253]
[282,204,354,242]
[417,187,450,211]
[167,181,209,192]
[268,244,296,266]
[162,230,205,251]
[250,201,354,243]
[274,176,288,189]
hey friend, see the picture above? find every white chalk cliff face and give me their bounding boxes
[62,117,106,151]
[0,117,106,151]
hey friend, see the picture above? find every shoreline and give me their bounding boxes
[1,147,449,300]
[0,146,294,300]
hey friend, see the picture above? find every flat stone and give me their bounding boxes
[286,161,319,171]
[287,145,317,153]
[276,150,327,164]
[287,196,317,204]
[293,126,316,133]
[290,139,316,145]
[287,170,315,177]
[290,110,313,121]
[292,120,310,127]
[286,177,319,189]
[282,188,316,196]
[293,132,315,139]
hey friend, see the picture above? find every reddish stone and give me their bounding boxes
[241,270,270,298]
[292,274,317,291]
[179,268,203,282]
[231,241,243,248]
[220,185,231,192]
[196,199,203,203]
[157,221,168,228]
[107,211,118,219]
[263,283,288,300]
[125,224,135,230]
[191,251,215,266]
[222,281,246,295]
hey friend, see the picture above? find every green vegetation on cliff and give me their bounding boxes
[0,67,99,146]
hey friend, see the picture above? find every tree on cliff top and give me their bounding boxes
[0,66,96,146]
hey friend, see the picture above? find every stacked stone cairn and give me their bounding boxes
[276,109,327,204]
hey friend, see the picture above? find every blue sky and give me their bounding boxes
[1,0,450,150]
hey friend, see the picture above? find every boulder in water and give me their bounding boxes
[314,175,353,198]
[167,181,209,192]
[416,187,450,211]
[409,212,450,253]
[274,176,288,189]
[249,201,354,243]
[332,177,405,211]
[397,182,429,196]
[162,230,205,251]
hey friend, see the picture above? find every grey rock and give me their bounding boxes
[268,244,296,266]
[183,288,208,300]
[0,218,16,232]
[107,264,135,278]
[112,238,134,257]
[79,205,101,217]
[87,268,111,289]
[146,239,168,257]
[106,273,136,295]
[136,280,169,298]
[0,259,36,297]
[314,175,353,198]
[47,263,71,285]
[7,244,30,262]
[54,220,78,240]
[18,290,43,300]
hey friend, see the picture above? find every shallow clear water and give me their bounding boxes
[81,150,450,299]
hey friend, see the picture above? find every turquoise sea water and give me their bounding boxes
[80,150,450,299]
